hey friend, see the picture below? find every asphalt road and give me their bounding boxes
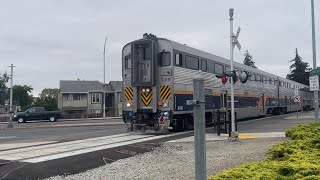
[0,111,316,180]
[0,118,126,144]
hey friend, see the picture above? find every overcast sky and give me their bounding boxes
[0,0,319,96]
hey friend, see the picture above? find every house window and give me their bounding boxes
[67,94,73,101]
[73,94,82,101]
[92,93,101,103]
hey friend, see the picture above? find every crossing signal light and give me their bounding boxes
[221,75,228,84]
[225,70,238,84]
[216,72,228,84]
[239,71,249,83]
[216,70,250,84]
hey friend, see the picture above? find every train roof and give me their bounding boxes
[158,38,308,88]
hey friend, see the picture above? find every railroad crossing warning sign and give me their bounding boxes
[294,96,301,103]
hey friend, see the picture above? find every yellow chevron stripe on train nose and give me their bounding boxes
[160,85,171,100]
[141,87,152,106]
[124,87,133,100]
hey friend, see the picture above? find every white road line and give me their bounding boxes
[0,136,16,140]
[0,131,190,163]
[22,131,190,163]
[0,133,131,156]
[238,114,288,124]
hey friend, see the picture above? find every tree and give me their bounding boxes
[0,73,9,105]
[286,48,311,86]
[243,50,257,68]
[34,96,57,111]
[39,88,59,99]
[13,85,33,111]
[34,88,59,111]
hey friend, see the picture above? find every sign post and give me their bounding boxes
[294,96,301,119]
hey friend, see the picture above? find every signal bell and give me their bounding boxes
[239,71,249,83]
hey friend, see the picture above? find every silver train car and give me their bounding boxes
[122,33,313,133]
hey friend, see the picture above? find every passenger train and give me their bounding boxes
[122,33,313,133]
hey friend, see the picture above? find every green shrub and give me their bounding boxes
[209,122,320,180]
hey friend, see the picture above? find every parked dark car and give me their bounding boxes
[13,107,62,123]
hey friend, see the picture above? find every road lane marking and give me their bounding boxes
[0,131,190,163]
[0,136,16,140]
[22,131,189,163]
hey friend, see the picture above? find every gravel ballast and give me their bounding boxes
[44,137,288,180]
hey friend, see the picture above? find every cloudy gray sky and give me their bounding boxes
[0,0,319,96]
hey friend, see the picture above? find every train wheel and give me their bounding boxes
[186,115,194,130]
[174,115,184,132]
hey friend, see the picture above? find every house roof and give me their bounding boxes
[109,81,122,92]
[60,80,121,93]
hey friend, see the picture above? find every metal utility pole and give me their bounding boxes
[103,37,107,118]
[311,0,319,121]
[7,64,15,128]
[193,75,206,180]
[229,8,240,138]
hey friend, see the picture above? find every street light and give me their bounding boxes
[7,64,15,128]
[103,37,107,118]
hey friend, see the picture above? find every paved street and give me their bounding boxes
[0,118,126,144]
[0,111,316,180]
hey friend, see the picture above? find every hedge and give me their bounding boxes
[209,122,320,180]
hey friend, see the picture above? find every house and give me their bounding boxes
[58,80,122,117]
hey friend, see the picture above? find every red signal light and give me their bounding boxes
[222,76,228,84]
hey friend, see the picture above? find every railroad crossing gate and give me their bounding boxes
[294,96,301,103]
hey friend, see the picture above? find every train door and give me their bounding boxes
[261,94,265,115]
[289,96,291,111]
[220,91,228,110]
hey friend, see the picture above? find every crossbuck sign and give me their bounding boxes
[294,96,301,103]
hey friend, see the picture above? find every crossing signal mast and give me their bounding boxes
[216,70,249,84]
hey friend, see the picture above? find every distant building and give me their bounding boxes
[58,80,122,117]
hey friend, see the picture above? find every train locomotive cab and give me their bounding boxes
[122,34,173,133]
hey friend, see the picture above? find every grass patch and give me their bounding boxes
[209,122,320,180]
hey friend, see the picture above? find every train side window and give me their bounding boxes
[143,46,151,60]
[269,78,272,85]
[124,55,131,69]
[207,61,215,73]
[250,73,255,81]
[214,64,223,74]
[201,59,207,71]
[175,53,183,66]
[159,52,171,67]
[263,76,267,84]
[186,55,199,70]
[225,66,230,72]
[256,75,261,82]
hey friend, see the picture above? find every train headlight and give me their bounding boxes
[142,88,146,93]
[146,88,150,92]
[163,102,168,107]
[126,103,131,107]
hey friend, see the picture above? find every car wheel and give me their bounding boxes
[17,117,25,123]
[49,116,56,122]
